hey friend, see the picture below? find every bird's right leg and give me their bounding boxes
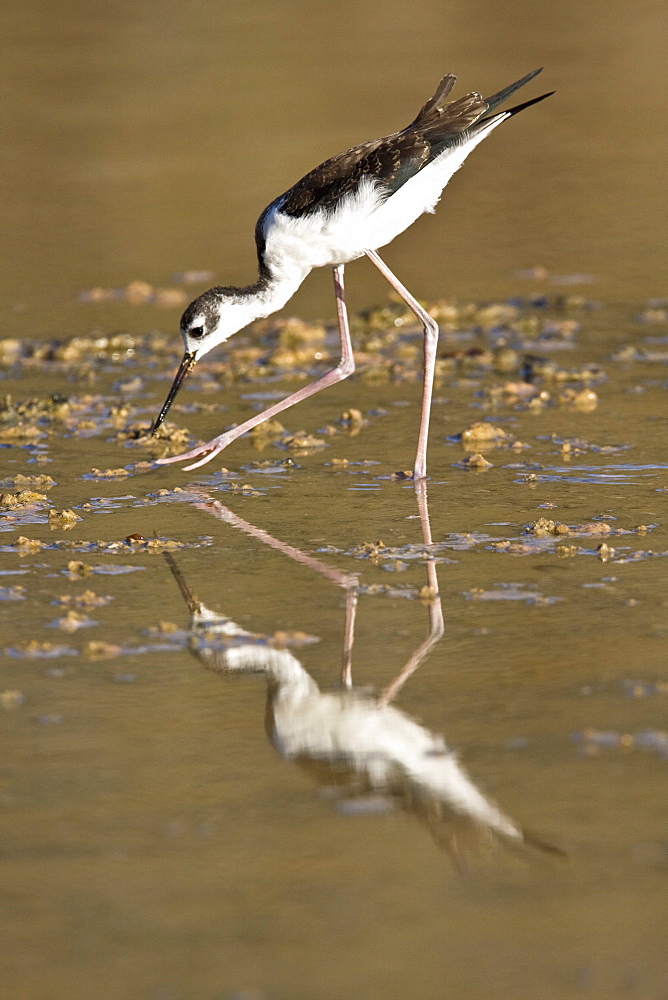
[156,265,356,470]
[364,248,440,480]
[377,480,444,706]
[341,586,358,690]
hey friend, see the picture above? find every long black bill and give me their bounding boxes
[151,351,197,435]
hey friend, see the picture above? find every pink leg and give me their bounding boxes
[364,249,439,480]
[377,480,444,707]
[341,586,358,691]
[157,265,356,470]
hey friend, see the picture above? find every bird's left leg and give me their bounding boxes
[156,265,356,470]
[364,248,439,480]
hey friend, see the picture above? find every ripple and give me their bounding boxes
[514,462,668,485]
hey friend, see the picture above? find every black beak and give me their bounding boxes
[151,351,197,435]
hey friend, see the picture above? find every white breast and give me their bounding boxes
[262,111,510,276]
[261,179,386,276]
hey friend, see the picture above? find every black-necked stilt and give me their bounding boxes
[153,69,552,476]
[164,493,538,862]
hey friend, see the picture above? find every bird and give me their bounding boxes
[163,497,543,864]
[152,69,552,476]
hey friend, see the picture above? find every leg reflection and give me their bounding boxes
[164,486,560,863]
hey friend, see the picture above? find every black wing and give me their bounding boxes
[263,69,548,223]
[277,90,488,219]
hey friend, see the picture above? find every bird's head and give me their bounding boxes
[179,288,230,357]
[151,287,257,435]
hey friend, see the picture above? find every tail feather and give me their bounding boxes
[405,89,489,151]
[416,91,489,138]
[483,67,544,114]
[409,73,457,127]
[407,68,550,149]
[477,89,554,130]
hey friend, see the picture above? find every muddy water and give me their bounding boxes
[2,3,668,1000]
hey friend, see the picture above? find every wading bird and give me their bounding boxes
[153,69,552,475]
[163,489,561,864]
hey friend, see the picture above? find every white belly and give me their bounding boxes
[262,115,508,277]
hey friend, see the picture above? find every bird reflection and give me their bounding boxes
[166,484,556,864]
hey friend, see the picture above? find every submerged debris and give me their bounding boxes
[0,689,25,709]
[0,586,26,601]
[54,590,113,608]
[249,419,287,444]
[258,316,328,367]
[84,641,123,660]
[0,475,56,490]
[3,535,212,556]
[558,387,598,410]
[635,306,668,325]
[481,380,547,407]
[278,430,327,453]
[79,279,187,307]
[543,434,630,456]
[454,453,493,471]
[49,610,98,632]
[525,518,621,538]
[4,640,77,659]
[117,421,192,452]
[0,491,48,507]
[456,422,521,451]
[464,584,561,605]
[48,509,81,530]
[339,408,366,427]
[88,467,131,479]
[460,422,507,446]
[573,728,668,760]
[623,679,668,698]
[11,536,45,552]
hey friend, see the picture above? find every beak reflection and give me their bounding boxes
[151,351,197,435]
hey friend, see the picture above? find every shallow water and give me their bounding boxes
[3,293,668,1000]
[2,4,668,1000]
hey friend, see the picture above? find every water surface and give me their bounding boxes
[1,4,668,999]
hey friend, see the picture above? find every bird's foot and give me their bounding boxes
[155,430,235,470]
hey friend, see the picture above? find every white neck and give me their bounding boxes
[255,259,310,318]
[204,260,311,355]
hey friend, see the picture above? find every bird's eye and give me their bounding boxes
[189,326,205,339]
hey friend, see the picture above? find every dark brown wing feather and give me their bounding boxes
[279,91,486,219]
[278,132,430,217]
[274,70,544,220]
